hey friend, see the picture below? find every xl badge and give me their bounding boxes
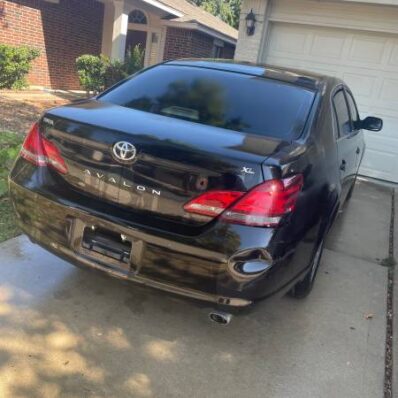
[112,141,137,162]
[241,167,255,175]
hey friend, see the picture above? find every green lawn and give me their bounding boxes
[0,196,20,242]
[0,131,23,243]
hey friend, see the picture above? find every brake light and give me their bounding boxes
[222,175,303,226]
[184,175,303,227]
[184,191,244,217]
[20,123,68,174]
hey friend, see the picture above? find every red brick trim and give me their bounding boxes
[163,27,235,60]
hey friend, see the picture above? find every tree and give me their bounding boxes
[228,0,242,29]
[190,0,241,29]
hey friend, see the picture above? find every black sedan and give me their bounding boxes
[9,60,382,324]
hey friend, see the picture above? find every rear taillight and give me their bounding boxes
[184,175,303,227]
[20,123,67,174]
[183,191,245,217]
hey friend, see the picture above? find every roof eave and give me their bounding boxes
[162,20,237,45]
[140,0,183,17]
[98,0,184,17]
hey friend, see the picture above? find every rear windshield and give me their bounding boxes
[99,65,315,140]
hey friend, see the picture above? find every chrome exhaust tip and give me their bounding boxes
[209,311,233,325]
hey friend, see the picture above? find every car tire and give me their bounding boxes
[288,238,325,299]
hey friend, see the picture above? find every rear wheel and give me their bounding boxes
[288,239,324,299]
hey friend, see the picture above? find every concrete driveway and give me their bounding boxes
[0,181,392,398]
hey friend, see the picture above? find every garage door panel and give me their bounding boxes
[364,132,398,153]
[342,72,377,101]
[373,115,398,140]
[380,78,398,104]
[264,22,398,183]
[304,67,342,78]
[311,32,346,59]
[348,35,388,65]
[360,149,397,181]
[269,26,308,55]
[390,44,398,66]
[267,56,340,77]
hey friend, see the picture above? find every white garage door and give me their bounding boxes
[263,22,398,183]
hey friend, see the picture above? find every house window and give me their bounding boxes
[214,45,223,58]
[213,39,224,58]
[129,9,147,24]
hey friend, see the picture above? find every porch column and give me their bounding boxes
[111,0,129,61]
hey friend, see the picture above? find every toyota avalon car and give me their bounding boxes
[9,60,382,324]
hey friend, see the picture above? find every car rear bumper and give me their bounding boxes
[10,180,255,308]
[39,238,253,309]
[9,177,310,309]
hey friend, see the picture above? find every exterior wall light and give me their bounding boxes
[245,9,256,36]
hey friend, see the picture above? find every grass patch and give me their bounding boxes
[0,197,20,242]
[0,131,23,242]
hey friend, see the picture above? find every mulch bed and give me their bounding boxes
[0,91,84,135]
[0,96,50,135]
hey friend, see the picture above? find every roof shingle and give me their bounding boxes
[158,0,238,41]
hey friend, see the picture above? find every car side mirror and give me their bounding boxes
[361,116,383,132]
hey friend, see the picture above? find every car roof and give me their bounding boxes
[165,59,338,91]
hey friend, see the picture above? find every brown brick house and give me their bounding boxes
[0,0,237,89]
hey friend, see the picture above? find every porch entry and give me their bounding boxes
[126,30,147,54]
[126,9,162,67]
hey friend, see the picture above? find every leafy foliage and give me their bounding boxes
[102,59,126,90]
[76,54,106,94]
[0,196,20,242]
[76,45,145,93]
[124,45,146,75]
[0,45,40,89]
[191,0,241,29]
[0,131,24,242]
[0,132,23,198]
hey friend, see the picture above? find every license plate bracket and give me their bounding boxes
[81,226,132,270]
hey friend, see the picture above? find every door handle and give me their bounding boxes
[340,160,346,171]
[356,147,360,154]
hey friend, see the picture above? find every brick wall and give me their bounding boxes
[163,27,235,60]
[0,0,104,89]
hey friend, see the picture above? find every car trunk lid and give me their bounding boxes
[41,100,284,227]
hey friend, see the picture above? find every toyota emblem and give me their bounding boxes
[112,141,137,162]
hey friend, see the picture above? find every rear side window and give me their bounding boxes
[345,90,360,129]
[333,90,351,137]
[99,65,316,140]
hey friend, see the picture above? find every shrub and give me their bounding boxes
[76,54,106,94]
[124,44,145,75]
[103,58,127,89]
[76,45,145,93]
[0,45,40,89]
